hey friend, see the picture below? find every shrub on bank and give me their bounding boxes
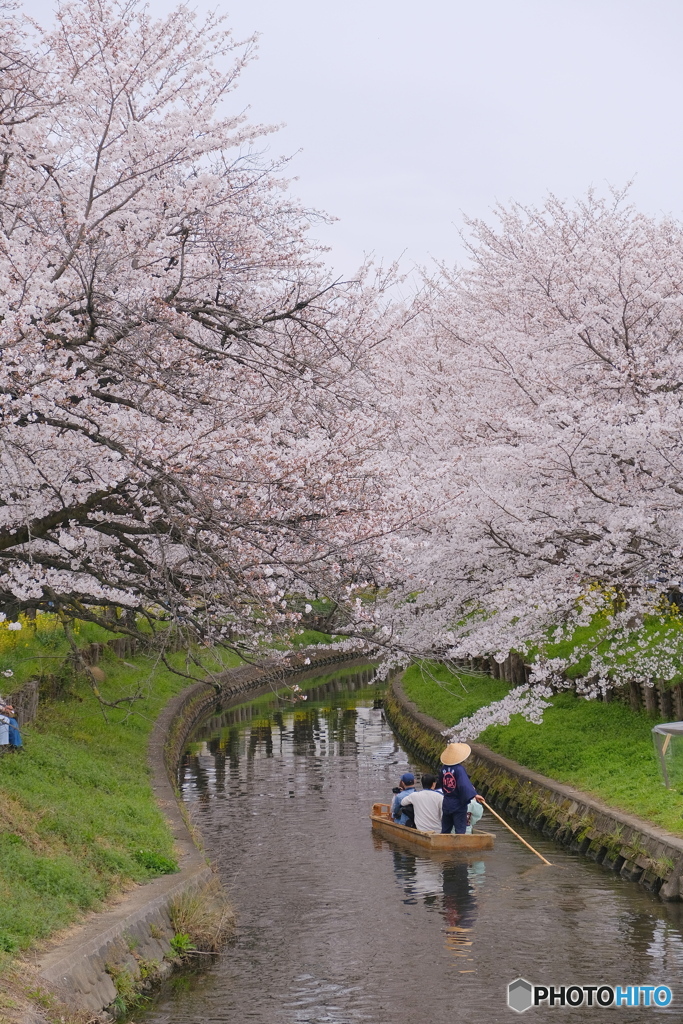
[402,662,511,723]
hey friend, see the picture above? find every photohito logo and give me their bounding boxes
[507,978,673,1012]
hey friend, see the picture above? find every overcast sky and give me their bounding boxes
[26,0,683,277]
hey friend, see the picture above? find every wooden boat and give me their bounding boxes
[370,802,495,851]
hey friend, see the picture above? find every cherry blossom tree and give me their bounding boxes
[10,0,679,733]
[0,0,399,659]
[377,191,683,732]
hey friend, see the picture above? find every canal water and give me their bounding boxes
[144,667,683,1023]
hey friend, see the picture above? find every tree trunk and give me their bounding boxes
[674,683,683,721]
[643,683,658,717]
[510,652,526,686]
[629,679,641,712]
[660,683,673,721]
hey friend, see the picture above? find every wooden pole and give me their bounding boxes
[481,799,553,866]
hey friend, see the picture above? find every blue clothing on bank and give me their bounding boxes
[8,718,22,747]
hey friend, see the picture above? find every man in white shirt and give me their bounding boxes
[399,774,443,832]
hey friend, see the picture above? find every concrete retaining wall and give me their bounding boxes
[384,674,683,902]
[36,647,370,1017]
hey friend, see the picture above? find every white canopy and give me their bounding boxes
[652,722,683,736]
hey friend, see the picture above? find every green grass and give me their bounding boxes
[270,624,345,649]
[288,628,340,647]
[0,610,363,954]
[480,694,683,833]
[0,612,123,688]
[0,641,241,951]
[402,661,512,722]
[402,661,683,836]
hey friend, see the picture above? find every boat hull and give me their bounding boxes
[370,803,495,851]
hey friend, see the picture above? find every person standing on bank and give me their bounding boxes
[438,743,484,834]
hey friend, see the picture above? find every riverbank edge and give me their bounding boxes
[33,647,371,1020]
[384,674,683,902]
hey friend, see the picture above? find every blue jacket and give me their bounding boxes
[437,763,476,811]
[391,786,415,823]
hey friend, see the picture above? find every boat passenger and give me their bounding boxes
[438,742,484,835]
[391,773,416,824]
[399,773,443,832]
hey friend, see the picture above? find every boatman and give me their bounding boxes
[437,742,484,835]
[398,773,443,832]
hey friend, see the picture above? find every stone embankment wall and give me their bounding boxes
[384,675,683,903]
[37,647,371,1018]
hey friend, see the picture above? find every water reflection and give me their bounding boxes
[180,668,379,809]
[386,844,483,965]
[442,860,480,961]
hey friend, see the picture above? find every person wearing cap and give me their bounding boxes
[391,772,416,824]
[438,742,484,834]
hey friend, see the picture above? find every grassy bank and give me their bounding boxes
[0,602,350,961]
[402,662,683,835]
[0,640,241,956]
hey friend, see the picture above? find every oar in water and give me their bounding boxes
[480,799,552,866]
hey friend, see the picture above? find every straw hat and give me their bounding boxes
[440,742,471,765]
